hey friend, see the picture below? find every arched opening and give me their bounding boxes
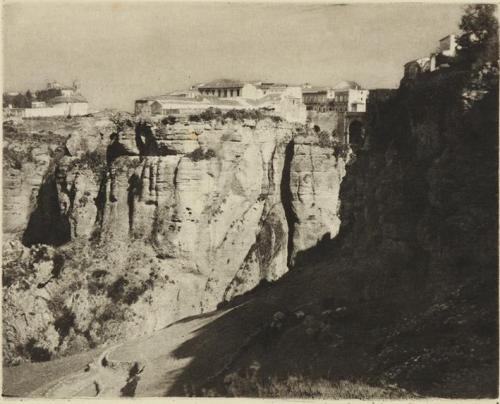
[348,120,364,146]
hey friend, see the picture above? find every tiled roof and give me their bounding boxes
[302,86,329,94]
[245,93,282,106]
[333,80,364,90]
[202,96,242,106]
[197,79,245,89]
[255,82,288,90]
[151,96,243,108]
[50,94,87,104]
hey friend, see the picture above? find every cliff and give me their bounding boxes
[163,69,497,398]
[2,114,348,365]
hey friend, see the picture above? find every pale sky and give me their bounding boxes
[3,2,465,111]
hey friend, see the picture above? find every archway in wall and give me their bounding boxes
[348,120,364,146]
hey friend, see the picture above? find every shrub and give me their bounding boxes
[105,275,150,305]
[54,308,75,341]
[186,147,217,161]
[200,108,223,121]
[67,149,106,180]
[223,109,266,122]
[3,145,36,170]
[318,131,332,148]
[107,276,129,303]
[52,253,65,278]
[316,130,350,159]
[188,108,278,123]
[21,338,52,362]
[123,284,148,305]
[162,115,178,125]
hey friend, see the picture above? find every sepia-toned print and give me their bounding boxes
[2,1,498,399]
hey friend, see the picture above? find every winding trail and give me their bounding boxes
[5,308,231,398]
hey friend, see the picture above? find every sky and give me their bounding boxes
[3,2,465,111]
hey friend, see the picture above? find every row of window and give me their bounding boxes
[304,105,359,113]
[199,88,241,97]
[303,95,327,103]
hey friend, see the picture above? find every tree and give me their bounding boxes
[13,93,28,108]
[456,5,499,95]
[457,4,499,67]
[25,90,33,108]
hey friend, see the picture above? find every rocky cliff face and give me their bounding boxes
[185,69,498,398]
[335,71,498,305]
[3,114,348,364]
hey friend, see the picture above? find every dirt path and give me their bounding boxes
[16,308,231,398]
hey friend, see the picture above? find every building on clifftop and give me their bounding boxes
[135,79,306,123]
[3,81,89,118]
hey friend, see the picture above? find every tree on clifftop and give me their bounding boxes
[25,90,33,108]
[457,4,499,67]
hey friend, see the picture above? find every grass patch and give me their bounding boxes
[256,376,414,399]
[216,373,415,398]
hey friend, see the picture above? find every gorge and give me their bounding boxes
[3,41,498,399]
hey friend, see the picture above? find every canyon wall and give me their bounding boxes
[334,71,498,305]
[3,115,348,364]
[168,66,498,399]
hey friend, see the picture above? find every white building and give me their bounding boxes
[31,101,47,108]
[302,86,336,112]
[196,79,255,98]
[7,94,89,118]
[138,79,307,123]
[404,57,431,80]
[46,81,77,97]
[439,34,458,57]
[333,81,369,113]
[194,79,303,101]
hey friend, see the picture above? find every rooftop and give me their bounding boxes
[302,86,330,94]
[197,79,244,89]
[439,33,457,41]
[333,80,364,90]
[50,94,87,104]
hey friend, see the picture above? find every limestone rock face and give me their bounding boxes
[3,116,349,363]
[3,161,47,237]
[289,135,347,263]
[2,115,114,241]
[97,120,297,311]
